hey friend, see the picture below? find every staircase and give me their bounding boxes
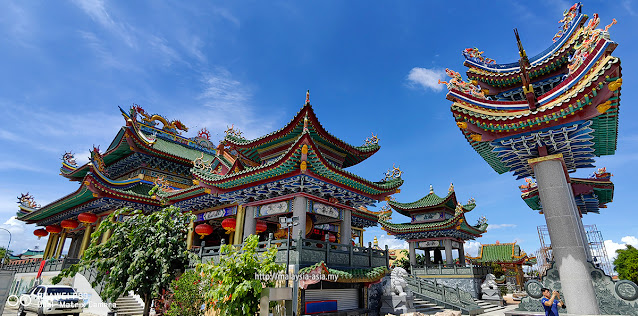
[412,296,447,314]
[473,299,506,314]
[114,294,145,316]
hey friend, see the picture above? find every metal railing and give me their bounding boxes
[410,263,491,277]
[406,274,483,316]
[192,234,389,268]
[3,258,80,274]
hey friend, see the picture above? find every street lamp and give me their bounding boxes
[279,216,299,287]
[0,227,12,269]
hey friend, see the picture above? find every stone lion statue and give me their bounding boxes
[383,267,409,296]
[481,273,499,290]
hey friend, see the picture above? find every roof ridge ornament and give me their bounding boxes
[364,133,379,146]
[514,28,538,110]
[305,90,310,105]
[383,164,403,181]
[18,193,40,210]
[62,151,78,168]
[449,182,454,193]
[429,184,434,194]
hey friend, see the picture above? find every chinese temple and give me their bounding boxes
[466,242,536,287]
[439,2,634,314]
[379,184,488,267]
[519,167,614,215]
[15,93,405,315]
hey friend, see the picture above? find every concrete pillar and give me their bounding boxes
[531,155,600,314]
[458,242,466,266]
[444,239,453,265]
[54,232,67,259]
[292,196,308,239]
[341,209,352,245]
[243,206,256,240]
[67,236,78,258]
[568,185,593,262]
[409,242,416,266]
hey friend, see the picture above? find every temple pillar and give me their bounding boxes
[243,206,256,240]
[531,155,599,314]
[434,249,442,264]
[458,242,466,266]
[424,249,432,265]
[409,241,416,266]
[54,231,67,259]
[47,233,60,259]
[444,239,453,265]
[101,216,115,244]
[42,234,54,259]
[78,224,93,258]
[67,236,78,258]
[233,205,245,244]
[341,209,352,245]
[186,218,194,250]
[292,196,307,238]
[569,185,592,261]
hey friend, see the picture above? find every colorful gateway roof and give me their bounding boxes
[467,242,536,265]
[519,167,613,214]
[441,3,621,179]
[379,186,487,241]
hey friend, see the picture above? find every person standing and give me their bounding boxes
[541,288,565,316]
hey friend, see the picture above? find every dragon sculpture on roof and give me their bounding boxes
[438,68,487,99]
[130,104,189,135]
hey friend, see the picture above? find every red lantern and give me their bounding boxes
[61,219,79,230]
[222,218,236,233]
[34,229,48,239]
[255,221,268,233]
[195,224,213,239]
[46,225,62,234]
[78,212,98,224]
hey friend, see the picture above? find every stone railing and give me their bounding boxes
[3,258,80,274]
[411,263,491,278]
[191,234,389,268]
[406,274,484,316]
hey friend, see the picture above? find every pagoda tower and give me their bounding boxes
[440,3,623,314]
[379,184,488,267]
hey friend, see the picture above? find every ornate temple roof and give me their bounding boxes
[387,184,476,217]
[441,3,621,179]
[223,98,379,168]
[298,261,388,284]
[466,242,536,265]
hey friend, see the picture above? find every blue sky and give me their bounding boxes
[0,1,636,264]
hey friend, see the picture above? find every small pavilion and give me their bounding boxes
[466,241,537,287]
[379,184,488,267]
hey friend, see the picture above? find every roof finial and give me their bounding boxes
[373,236,378,246]
[305,90,310,105]
[429,184,434,194]
[449,182,454,193]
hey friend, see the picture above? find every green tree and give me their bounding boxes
[0,247,14,264]
[196,234,283,316]
[614,244,638,284]
[165,270,205,316]
[54,206,194,316]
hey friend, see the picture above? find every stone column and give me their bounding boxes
[341,208,352,245]
[243,206,256,240]
[67,236,78,258]
[444,239,453,265]
[409,241,417,266]
[458,242,466,266]
[292,196,308,238]
[568,185,593,262]
[54,231,67,259]
[530,154,600,314]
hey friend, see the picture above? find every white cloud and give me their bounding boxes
[71,0,136,48]
[464,240,481,257]
[488,223,517,230]
[604,235,638,262]
[406,67,446,92]
[623,0,638,16]
[376,234,408,250]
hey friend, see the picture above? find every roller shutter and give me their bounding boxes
[304,288,359,311]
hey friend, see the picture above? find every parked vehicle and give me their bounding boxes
[17,285,83,316]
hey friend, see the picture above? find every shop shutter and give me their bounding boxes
[304,288,359,311]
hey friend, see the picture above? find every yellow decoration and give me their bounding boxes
[596,100,612,113]
[301,144,308,154]
[456,121,468,129]
[470,134,482,142]
[192,179,199,185]
[608,78,622,91]
[300,161,307,171]
[204,188,212,194]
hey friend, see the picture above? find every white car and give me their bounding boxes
[17,285,83,316]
